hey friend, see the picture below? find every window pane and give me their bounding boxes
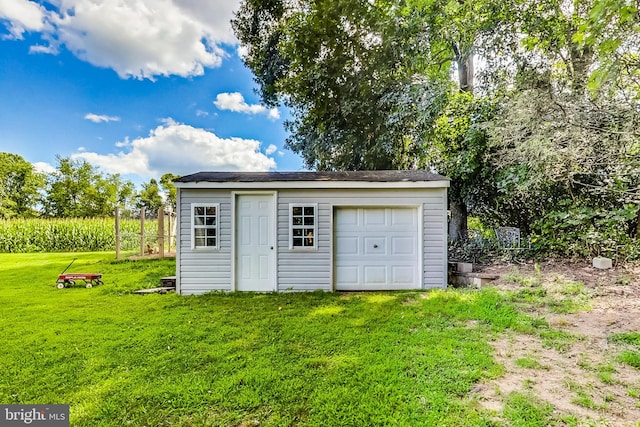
[195,229,206,238]
[292,206,302,215]
[292,216,302,225]
[303,206,314,216]
[304,229,314,246]
[206,206,216,215]
[195,206,204,215]
[205,217,216,226]
[195,237,205,247]
[293,229,302,237]
[303,216,314,225]
[206,228,216,237]
[194,217,204,226]
[293,238,303,247]
[206,237,216,247]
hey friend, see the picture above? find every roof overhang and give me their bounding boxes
[175,180,449,189]
[174,171,450,189]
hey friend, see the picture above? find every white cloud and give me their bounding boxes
[84,113,120,123]
[265,144,277,155]
[237,45,248,59]
[0,0,241,79]
[0,0,48,39]
[71,121,276,178]
[32,161,56,175]
[214,92,280,120]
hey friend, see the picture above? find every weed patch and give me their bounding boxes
[502,392,554,427]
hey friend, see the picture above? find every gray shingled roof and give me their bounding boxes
[175,170,448,183]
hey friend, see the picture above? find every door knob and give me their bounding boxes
[373,244,378,248]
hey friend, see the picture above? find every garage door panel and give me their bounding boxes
[335,207,419,290]
[336,236,359,255]
[391,236,416,255]
[363,236,386,255]
[336,208,358,226]
[336,265,359,284]
[363,265,386,283]
[392,265,415,284]
[391,209,416,226]
[364,208,385,226]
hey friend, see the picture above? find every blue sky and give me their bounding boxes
[0,0,303,186]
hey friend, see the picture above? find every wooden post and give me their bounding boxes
[140,207,145,256]
[167,208,172,254]
[115,206,121,260]
[158,206,165,258]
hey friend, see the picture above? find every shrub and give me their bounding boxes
[530,202,639,261]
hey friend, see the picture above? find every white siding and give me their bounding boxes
[177,186,448,293]
[278,192,332,291]
[178,189,232,295]
[277,188,448,291]
[422,191,448,288]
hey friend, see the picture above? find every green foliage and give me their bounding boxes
[0,218,155,253]
[160,173,180,211]
[531,203,639,260]
[0,152,45,219]
[43,156,136,218]
[0,252,541,426]
[422,92,497,202]
[233,0,454,171]
[137,178,164,217]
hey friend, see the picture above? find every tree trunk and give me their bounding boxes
[457,54,473,93]
[448,47,474,242]
[449,199,468,242]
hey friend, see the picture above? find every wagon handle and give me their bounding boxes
[60,258,78,275]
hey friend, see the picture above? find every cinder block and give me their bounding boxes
[457,262,473,273]
[593,257,612,269]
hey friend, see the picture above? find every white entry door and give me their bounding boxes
[236,194,275,291]
[334,207,419,290]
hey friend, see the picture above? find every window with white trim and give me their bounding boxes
[192,203,219,249]
[290,204,317,249]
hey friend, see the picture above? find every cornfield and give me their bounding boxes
[0,218,159,253]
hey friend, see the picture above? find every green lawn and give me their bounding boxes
[1,252,537,426]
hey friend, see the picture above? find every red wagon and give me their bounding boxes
[56,259,103,289]
[57,273,103,289]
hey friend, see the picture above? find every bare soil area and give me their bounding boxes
[476,261,640,426]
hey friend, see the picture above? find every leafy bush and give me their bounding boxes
[530,202,639,261]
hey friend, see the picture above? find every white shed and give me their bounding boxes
[174,171,449,294]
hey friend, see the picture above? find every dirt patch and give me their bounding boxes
[127,252,176,260]
[474,261,640,425]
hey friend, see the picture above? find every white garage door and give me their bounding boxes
[334,207,420,290]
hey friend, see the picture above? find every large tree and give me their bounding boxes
[43,157,135,217]
[234,0,640,242]
[0,152,45,219]
[233,0,513,240]
[160,173,180,212]
[137,178,163,218]
[233,0,448,171]
[483,0,640,233]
